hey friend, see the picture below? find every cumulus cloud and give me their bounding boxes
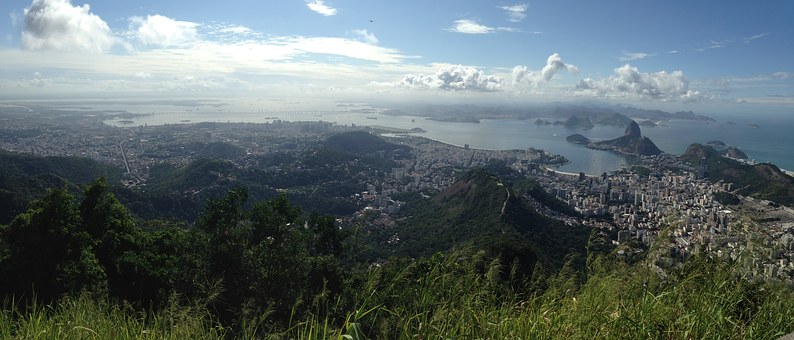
[512,53,578,87]
[307,1,337,16]
[21,0,115,52]
[498,4,528,22]
[350,29,378,44]
[618,51,655,61]
[129,15,199,47]
[576,64,702,101]
[398,65,502,91]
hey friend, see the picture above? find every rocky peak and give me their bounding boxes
[624,120,642,138]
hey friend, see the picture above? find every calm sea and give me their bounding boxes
[104,111,794,175]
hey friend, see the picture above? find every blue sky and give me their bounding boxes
[0,0,792,114]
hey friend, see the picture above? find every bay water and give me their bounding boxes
[104,111,794,175]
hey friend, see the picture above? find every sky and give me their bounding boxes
[0,0,792,115]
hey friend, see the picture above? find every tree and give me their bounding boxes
[0,188,106,301]
[79,177,144,300]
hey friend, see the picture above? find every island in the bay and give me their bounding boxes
[566,120,663,156]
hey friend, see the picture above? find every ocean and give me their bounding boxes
[104,110,794,175]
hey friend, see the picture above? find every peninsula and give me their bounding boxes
[566,120,663,156]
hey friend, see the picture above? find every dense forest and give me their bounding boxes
[1,170,793,338]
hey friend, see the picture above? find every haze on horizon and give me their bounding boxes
[0,0,792,117]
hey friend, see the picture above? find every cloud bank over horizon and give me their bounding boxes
[576,64,703,102]
[0,0,790,110]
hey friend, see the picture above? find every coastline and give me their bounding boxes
[96,110,794,175]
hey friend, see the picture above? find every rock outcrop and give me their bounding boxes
[721,146,748,159]
[588,120,663,156]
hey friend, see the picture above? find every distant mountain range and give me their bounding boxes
[382,103,714,124]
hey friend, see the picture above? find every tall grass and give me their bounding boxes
[0,294,226,339]
[2,254,792,339]
[282,253,794,339]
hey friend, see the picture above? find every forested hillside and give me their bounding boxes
[2,171,792,338]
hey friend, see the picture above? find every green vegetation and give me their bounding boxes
[2,250,791,338]
[566,133,591,145]
[1,167,792,338]
[514,177,581,216]
[1,131,411,224]
[681,143,794,206]
[0,151,122,224]
[562,116,594,129]
[360,169,588,273]
[0,294,227,339]
[714,191,741,205]
[325,130,410,156]
[197,141,246,160]
[0,179,352,335]
[631,165,652,178]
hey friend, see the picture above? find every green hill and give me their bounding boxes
[1,165,792,339]
[197,141,246,160]
[591,112,633,127]
[325,130,410,156]
[367,169,589,274]
[680,143,794,206]
[562,116,594,129]
[0,151,123,224]
[566,133,591,145]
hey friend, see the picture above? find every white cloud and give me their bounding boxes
[217,25,253,35]
[447,19,494,34]
[447,19,519,34]
[696,39,732,52]
[744,32,768,43]
[512,53,578,87]
[350,29,378,44]
[397,65,503,91]
[576,64,702,101]
[666,50,679,54]
[277,36,404,62]
[307,1,337,16]
[0,42,422,100]
[129,14,199,47]
[618,51,655,61]
[498,4,528,22]
[21,0,115,53]
[9,9,21,27]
